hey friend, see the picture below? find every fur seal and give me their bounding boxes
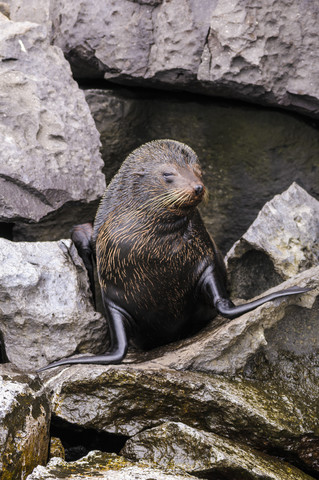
[38,139,310,371]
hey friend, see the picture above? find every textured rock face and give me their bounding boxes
[0,238,107,371]
[122,421,313,480]
[0,15,105,223]
[0,364,50,480]
[42,364,316,454]
[11,0,319,118]
[226,183,319,298]
[47,0,216,84]
[198,0,319,117]
[26,451,193,480]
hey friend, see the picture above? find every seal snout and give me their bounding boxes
[194,184,204,197]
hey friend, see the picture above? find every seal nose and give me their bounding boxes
[194,184,204,196]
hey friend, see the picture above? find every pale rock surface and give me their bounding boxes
[147,266,319,376]
[0,238,107,371]
[226,183,319,299]
[0,15,105,223]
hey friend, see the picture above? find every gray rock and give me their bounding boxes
[11,0,319,118]
[10,0,50,27]
[0,238,107,371]
[27,451,193,480]
[122,421,314,480]
[198,0,319,118]
[226,183,319,299]
[84,89,145,181]
[0,364,50,479]
[0,15,105,223]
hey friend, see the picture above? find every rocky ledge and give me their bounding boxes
[9,0,319,119]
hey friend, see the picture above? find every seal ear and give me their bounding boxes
[132,167,146,177]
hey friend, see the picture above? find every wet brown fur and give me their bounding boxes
[93,139,225,349]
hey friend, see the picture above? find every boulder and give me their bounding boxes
[198,0,319,118]
[0,238,107,371]
[40,361,319,471]
[146,266,318,376]
[226,183,319,298]
[122,421,314,480]
[0,364,50,479]
[26,451,193,480]
[11,0,319,118]
[0,15,105,223]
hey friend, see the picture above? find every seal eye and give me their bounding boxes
[163,172,175,183]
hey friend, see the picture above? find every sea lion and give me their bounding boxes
[38,139,309,371]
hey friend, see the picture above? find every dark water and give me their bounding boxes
[92,87,319,254]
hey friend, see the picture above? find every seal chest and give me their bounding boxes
[93,140,213,348]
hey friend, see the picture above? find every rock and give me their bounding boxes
[0,238,107,371]
[134,266,318,377]
[83,89,145,182]
[49,437,65,460]
[198,0,319,118]
[41,362,319,468]
[226,183,319,299]
[9,87,319,251]
[0,15,105,223]
[46,0,216,84]
[0,364,50,479]
[11,0,319,118]
[122,421,314,480]
[10,0,50,28]
[26,451,193,480]
[0,2,10,17]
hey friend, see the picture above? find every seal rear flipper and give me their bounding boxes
[198,265,312,320]
[37,302,128,372]
[71,223,96,307]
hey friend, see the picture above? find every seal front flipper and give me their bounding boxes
[71,223,96,307]
[198,265,311,320]
[37,301,129,372]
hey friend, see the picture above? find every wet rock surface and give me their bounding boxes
[0,238,107,371]
[0,14,105,224]
[40,362,319,468]
[122,421,314,480]
[26,451,193,480]
[0,364,51,479]
[11,0,319,118]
